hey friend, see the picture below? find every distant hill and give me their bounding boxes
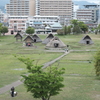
[73,1,96,8]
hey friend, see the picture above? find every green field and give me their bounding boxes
[0,34,100,100]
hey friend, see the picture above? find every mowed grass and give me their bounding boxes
[0,34,100,100]
[0,35,63,87]
[56,34,100,50]
[0,51,100,100]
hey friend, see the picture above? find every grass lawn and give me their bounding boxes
[0,35,63,87]
[0,34,100,100]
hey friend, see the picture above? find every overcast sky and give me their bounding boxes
[73,0,100,4]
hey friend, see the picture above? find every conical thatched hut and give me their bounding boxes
[45,36,66,49]
[14,32,23,42]
[23,35,34,46]
[32,34,42,43]
[79,35,94,45]
[42,33,54,44]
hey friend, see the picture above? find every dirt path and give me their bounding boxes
[0,51,70,94]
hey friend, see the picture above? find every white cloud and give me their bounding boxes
[73,0,100,4]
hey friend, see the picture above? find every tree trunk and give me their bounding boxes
[42,97,46,100]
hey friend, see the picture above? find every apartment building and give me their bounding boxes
[76,5,100,23]
[76,9,97,23]
[39,0,73,24]
[0,10,4,22]
[8,16,28,32]
[27,15,60,28]
[6,0,29,16]
[29,0,73,24]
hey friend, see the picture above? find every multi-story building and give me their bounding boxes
[0,9,4,22]
[6,0,29,16]
[8,16,28,32]
[76,9,97,23]
[29,0,73,25]
[40,0,73,24]
[27,15,60,29]
[73,4,79,19]
[29,0,36,16]
[76,5,100,28]
[76,5,100,23]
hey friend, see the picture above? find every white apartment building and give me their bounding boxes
[27,15,60,28]
[6,0,29,16]
[0,10,4,22]
[76,9,97,23]
[73,4,79,19]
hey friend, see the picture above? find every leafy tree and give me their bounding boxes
[18,57,65,100]
[63,26,67,35]
[0,27,2,36]
[71,19,78,26]
[94,51,100,76]
[57,29,64,35]
[0,23,2,27]
[0,23,3,36]
[97,24,100,34]
[67,26,71,34]
[2,26,8,35]
[71,20,88,34]
[97,24,100,29]
[78,22,88,33]
[73,25,81,34]
[91,28,95,33]
[26,27,35,35]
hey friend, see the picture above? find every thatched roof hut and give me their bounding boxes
[23,35,34,46]
[42,33,54,44]
[79,35,94,45]
[32,34,42,43]
[46,36,66,48]
[14,32,23,41]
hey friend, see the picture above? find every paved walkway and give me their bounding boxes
[42,51,70,69]
[0,51,70,94]
[0,80,22,94]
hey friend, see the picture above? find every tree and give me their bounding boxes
[0,23,2,27]
[0,27,2,36]
[71,19,78,26]
[71,20,88,34]
[78,22,88,33]
[63,26,67,35]
[2,26,8,35]
[57,29,64,35]
[26,27,35,35]
[0,23,3,36]
[97,24,100,34]
[67,26,71,34]
[94,51,100,76]
[18,57,65,100]
[73,25,81,34]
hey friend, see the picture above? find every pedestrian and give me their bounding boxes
[10,87,15,97]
